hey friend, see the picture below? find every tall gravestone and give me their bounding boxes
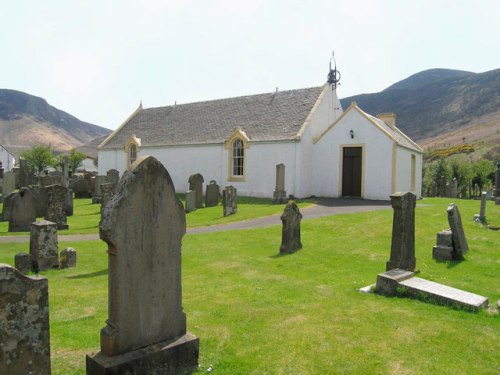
[73,176,92,198]
[273,163,287,204]
[86,156,199,374]
[0,264,51,375]
[99,183,116,214]
[2,170,16,196]
[30,220,59,271]
[66,189,74,216]
[188,173,204,209]
[93,175,108,203]
[63,155,69,186]
[205,180,220,207]
[495,162,500,205]
[2,191,17,222]
[222,185,237,217]
[45,184,69,230]
[386,192,416,272]
[478,191,487,222]
[9,188,36,232]
[18,157,33,188]
[185,190,196,212]
[447,203,468,258]
[30,185,49,217]
[279,201,303,254]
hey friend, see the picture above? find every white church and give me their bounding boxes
[98,67,423,200]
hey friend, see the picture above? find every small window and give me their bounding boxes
[129,144,137,165]
[232,139,244,176]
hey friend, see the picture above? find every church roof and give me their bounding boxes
[100,86,325,149]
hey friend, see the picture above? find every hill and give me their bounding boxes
[0,89,111,151]
[340,68,500,159]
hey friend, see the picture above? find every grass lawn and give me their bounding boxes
[0,198,498,374]
[0,196,312,235]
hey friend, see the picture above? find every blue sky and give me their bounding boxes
[2,0,498,130]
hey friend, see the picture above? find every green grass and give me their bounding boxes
[0,198,498,374]
[0,196,312,235]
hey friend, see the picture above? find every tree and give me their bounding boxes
[68,148,86,174]
[472,159,495,192]
[19,145,53,173]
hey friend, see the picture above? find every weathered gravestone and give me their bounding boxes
[66,189,74,216]
[86,156,199,374]
[188,173,204,209]
[38,174,63,188]
[447,203,468,258]
[30,220,59,271]
[63,155,69,186]
[18,157,34,188]
[438,176,447,197]
[432,229,454,261]
[450,178,458,199]
[92,175,108,203]
[73,176,92,198]
[222,185,237,217]
[0,264,51,375]
[9,188,36,232]
[99,183,116,214]
[273,163,288,204]
[205,180,220,207]
[386,192,416,272]
[60,247,77,269]
[15,252,32,274]
[279,201,303,254]
[106,168,120,186]
[45,184,69,230]
[2,191,16,222]
[185,190,196,212]
[30,185,49,218]
[2,170,16,196]
[495,162,500,205]
[475,191,487,223]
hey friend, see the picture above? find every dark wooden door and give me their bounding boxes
[342,147,362,197]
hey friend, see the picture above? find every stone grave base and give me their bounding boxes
[86,333,199,375]
[432,245,454,261]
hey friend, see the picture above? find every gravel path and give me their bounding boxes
[0,198,391,243]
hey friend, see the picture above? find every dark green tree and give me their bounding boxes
[68,148,86,174]
[19,145,53,173]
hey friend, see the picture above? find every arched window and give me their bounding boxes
[232,139,244,176]
[129,143,137,165]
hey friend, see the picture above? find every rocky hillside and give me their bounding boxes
[340,68,500,159]
[0,89,111,151]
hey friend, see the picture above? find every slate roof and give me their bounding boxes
[100,86,325,149]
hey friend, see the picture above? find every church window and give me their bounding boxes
[232,139,244,177]
[129,144,137,165]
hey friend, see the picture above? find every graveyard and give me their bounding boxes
[0,192,498,374]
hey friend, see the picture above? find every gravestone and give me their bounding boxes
[273,163,287,204]
[0,264,51,375]
[205,180,220,207]
[86,156,198,374]
[450,178,458,199]
[185,190,196,212]
[30,220,59,271]
[45,184,69,230]
[222,185,237,217]
[279,201,303,254]
[106,169,120,186]
[438,176,447,197]
[2,170,16,196]
[477,191,487,223]
[188,173,204,209]
[66,189,74,216]
[60,247,77,268]
[63,155,69,186]
[18,157,34,188]
[30,185,49,217]
[15,252,32,274]
[9,188,36,232]
[99,183,116,213]
[73,176,92,198]
[92,175,108,203]
[2,191,16,222]
[432,229,454,261]
[386,192,416,272]
[447,203,468,258]
[495,162,500,205]
[0,166,3,179]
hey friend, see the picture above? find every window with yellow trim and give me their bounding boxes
[128,143,137,165]
[232,139,244,177]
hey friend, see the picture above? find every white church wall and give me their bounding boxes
[394,146,423,197]
[0,146,15,171]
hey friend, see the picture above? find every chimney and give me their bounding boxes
[377,113,397,128]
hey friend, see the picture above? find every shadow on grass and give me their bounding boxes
[434,258,464,269]
[66,269,108,279]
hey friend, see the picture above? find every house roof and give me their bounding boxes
[315,103,423,153]
[100,86,325,149]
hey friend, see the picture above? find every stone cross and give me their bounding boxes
[273,163,287,204]
[222,185,237,217]
[86,156,198,374]
[0,264,51,375]
[30,220,59,271]
[386,192,416,272]
[9,188,36,232]
[188,173,204,208]
[279,201,303,254]
[45,184,69,230]
[205,180,220,207]
[447,203,468,258]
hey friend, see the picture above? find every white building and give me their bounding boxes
[98,76,422,200]
[0,144,16,172]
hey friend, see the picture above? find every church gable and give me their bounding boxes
[100,86,324,150]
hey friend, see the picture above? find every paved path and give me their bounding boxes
[0,198,391,243]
